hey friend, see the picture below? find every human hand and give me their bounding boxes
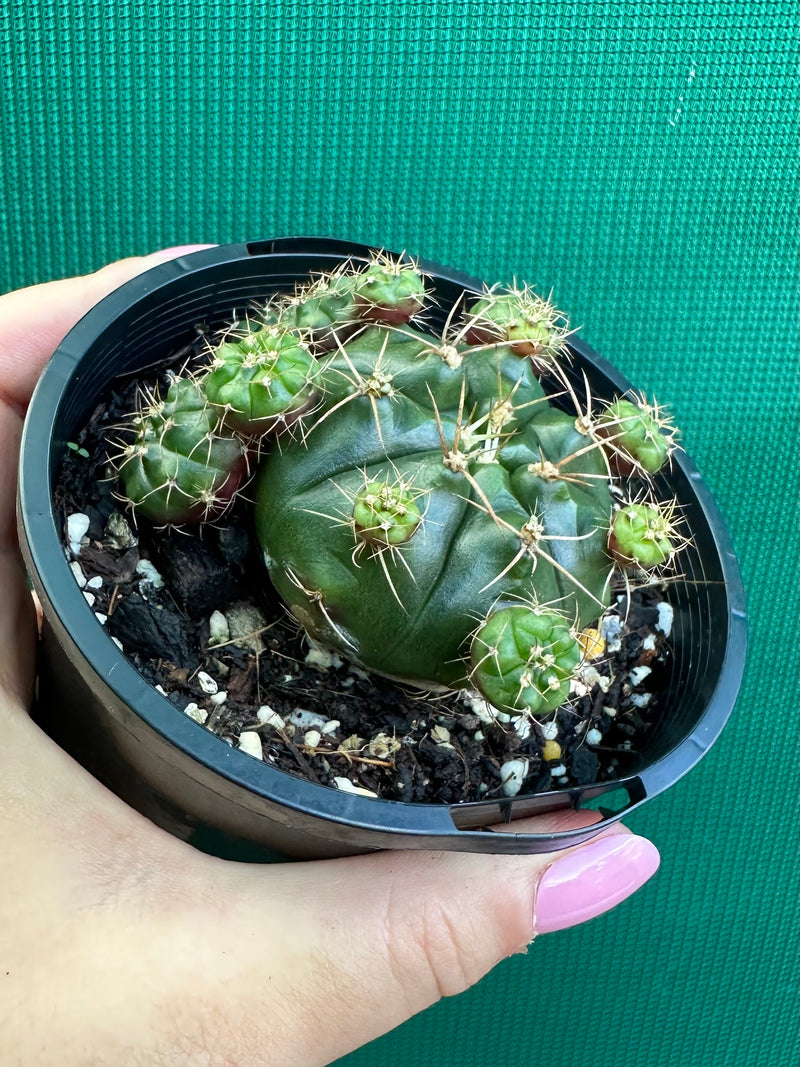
[0,250,660,1067]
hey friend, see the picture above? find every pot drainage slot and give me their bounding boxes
[577,779,645,818]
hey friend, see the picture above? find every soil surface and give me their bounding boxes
[55,337,674,806]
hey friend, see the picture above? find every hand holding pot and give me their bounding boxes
[0,251,659,1067]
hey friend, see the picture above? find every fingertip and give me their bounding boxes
[89,245,217,285]
[534,833,660,935]
[145,244,218,262]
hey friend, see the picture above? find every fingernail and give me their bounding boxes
[534,834,660,934]
[149,244,217,261]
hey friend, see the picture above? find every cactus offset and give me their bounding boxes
[350,256,427,324]
[465,285,572,369]
[609,500,677,569]
[595,397,675,475]
[470,605,582,716]
[202,325,320,434]
[114,377,247,524]
[261,255,426,346]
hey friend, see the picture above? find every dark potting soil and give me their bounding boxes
[54,347,674,806]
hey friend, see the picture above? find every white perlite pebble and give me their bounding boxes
[136,559,164,590]
[289,707,328,730]
[183,702,208,725]
[209,690,228,706]
[305,642,343,671]
[500,758,529,797]
[642,633,657,651]
[110,637,124,651]
[628,665,652,688]
[514,716,532,741]
[304,729,322,748]
[656,602,674,636]
[333,777,378,798]
[94,612,108,625]
[600,613,623,653]
[630,692,652,708]
[197,671,219,695]
[462,691,498,724]
[431,724,451,745]
[550,763,567,777]
[82,591,96,607]
[208,610,230,646]
[238,732,263,760]
[321,719,340,735]
[67,513,90,555]
[540,720,559,741]
[586,728,603,746]
[69,561,87,588]
[257,706,285,729]
[86,575,103,590]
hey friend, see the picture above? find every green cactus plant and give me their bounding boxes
[260,255,426,345]
[201,324,320,435]
[464,285,572,369]
[112,254,681,717]
[254,322,618,701]
[470,605,582,716]
[114,376,248,524]
[351,474,425,548]
[350,257,427,324]
[609,500,677,569]
[595,396,675,475]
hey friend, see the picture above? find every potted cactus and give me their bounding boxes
[17,238,746,859]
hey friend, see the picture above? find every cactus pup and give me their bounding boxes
[113,377,248,525]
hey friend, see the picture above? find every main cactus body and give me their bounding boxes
[254,325,615,690]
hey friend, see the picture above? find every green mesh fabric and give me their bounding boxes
[1,3,797,1065]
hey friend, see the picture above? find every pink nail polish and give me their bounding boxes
[534,834,660,934]
[149,244,217,261]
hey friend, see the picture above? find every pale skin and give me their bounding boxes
[0,250,659,1066]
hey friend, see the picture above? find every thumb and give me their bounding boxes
[289,831,658,1015]
[0,244,215,414]
[182,823,659,1065]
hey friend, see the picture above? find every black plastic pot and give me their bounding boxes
[17,237,747,860]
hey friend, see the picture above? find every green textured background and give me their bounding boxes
[1,3,797,1066]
